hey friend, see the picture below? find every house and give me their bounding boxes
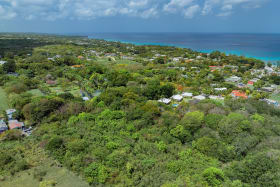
[185,59,194,63]
[158,98,171,104]
[251,78,260,83]
[247,81,254,85]
[209,95,224,100]
[82,97,90,101]
[265,66,274,74]
[214,88,227,92]
[173,57,182,62]
[0,61,7,65]
[193,95,206,100]
[209,66,222,71]
[224,65,238,69]
[262,87,274,92]
[225,76,241,82]
[122,56,134,60]
[262,99,279,107]
[182,92,193,97]
[0,119,8,133]
[71,65,84,69]
[46,80,57,85]
[237,83,247,88]
[171,95,183,101]
[231,90,248,99]
[6,109,16,120]
[8,120,25,130]
[181,74,188,79]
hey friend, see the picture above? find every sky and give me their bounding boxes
[0,0,279,33]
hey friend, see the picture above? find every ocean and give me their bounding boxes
[87,33,280,62]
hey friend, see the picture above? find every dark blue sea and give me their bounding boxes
[87,33,280,62]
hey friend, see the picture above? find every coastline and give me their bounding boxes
[88,36,280,63]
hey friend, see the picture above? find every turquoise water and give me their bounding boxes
[88,33,280,62]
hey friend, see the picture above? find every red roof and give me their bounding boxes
[248,81,254,85]
[9,121,24,130]
[231,90,248,99]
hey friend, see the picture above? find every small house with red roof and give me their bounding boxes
[231,90,248,99]
[8,120,25,130]
[247,81,254,85]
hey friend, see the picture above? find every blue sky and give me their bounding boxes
[0,0,279,33]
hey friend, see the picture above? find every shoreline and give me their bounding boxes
[88,36,280,63]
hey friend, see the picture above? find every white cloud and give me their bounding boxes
[202,0,220,15]
[0,5,17,20]
[141,7,158,19]
[0,0,269,20]
[202,0,267,17]
[163,0,194,13]
[184,4,200,18]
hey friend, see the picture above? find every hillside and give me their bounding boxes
[1,34,280,186]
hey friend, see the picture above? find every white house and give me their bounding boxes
[82,97,90,101]
[158,98,171,104]
[193,95,206,100]
[214,88,227,92]
[173,57,181,62]
[172,95,183,101]
[182,92,193,97]
[209,95,224,100]
[0,61,7,65]
[225,76,241,82]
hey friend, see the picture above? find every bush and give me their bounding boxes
[202,167,225,186]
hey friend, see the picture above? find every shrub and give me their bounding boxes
[202,167,225,186]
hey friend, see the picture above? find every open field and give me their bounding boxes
[2,164,89,187]
[0,87,9,111]
[1,144,89,187]
[270,93,280,102]
[27,89,45,97]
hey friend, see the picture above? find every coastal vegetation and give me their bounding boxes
[1,33,280,186]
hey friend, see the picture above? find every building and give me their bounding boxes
[247,81,254,85]
[82,97,90,101]
[209,95,225,100]
[8,120,25,130]
[171,95,183,101]
[214,88,227,92]
[0,119,8,133]
[158,98,171,104]
[262,87,274,92]
[262,99,279,107]
[231,90,248,99]
[182,92,193,97]
[193,95,206,100]
[173,57,182,62]
[0,60,7,65]
[6,109,16,120]
[225,76,241,82]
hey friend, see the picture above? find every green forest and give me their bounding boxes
[1,33,280,187]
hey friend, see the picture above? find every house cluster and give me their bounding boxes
[0,109,32,136]
[251,65,280,78]
[158,92,218,106]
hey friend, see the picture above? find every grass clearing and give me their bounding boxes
[2,165,89,187]
[270,93,280,102]
[1,143,89,187]
[27,89,45,97]
[0,87,9,111]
